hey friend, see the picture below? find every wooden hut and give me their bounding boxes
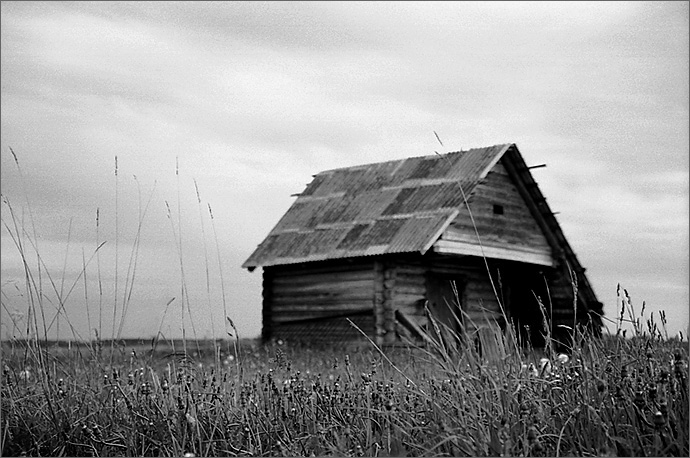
[242,144,603,347]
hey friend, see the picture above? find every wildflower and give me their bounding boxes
[539,357,551,374]
[653,411,666,428]
[633,391,646,409]
[18,368,31,381]
[658,399,668,416]
[647,382,657,400]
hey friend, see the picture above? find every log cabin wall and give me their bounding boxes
[262,259,376,344]
[379,254,505,344]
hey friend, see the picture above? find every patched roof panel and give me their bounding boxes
[243,144,513,268]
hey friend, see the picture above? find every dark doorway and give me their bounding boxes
[501,264,551,348]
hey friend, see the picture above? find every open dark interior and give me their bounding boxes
[499,262,551,348]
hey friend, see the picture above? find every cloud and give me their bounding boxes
[1,1,687,338]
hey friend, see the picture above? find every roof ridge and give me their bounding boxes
[317,143,514,175]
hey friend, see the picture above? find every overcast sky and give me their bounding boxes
[1,1,688,342]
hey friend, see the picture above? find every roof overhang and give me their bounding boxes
[433,239,555,267]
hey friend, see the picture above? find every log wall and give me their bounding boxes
[380,254,505,344]
[263,259,376,343]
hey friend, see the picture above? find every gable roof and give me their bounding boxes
[242,144,513,269]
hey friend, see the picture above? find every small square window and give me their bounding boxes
[493,204,504,215]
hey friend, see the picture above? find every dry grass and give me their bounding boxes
[1,150,688,456]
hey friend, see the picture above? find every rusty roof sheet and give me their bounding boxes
[243,144,512,268]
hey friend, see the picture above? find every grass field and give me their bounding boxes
[2,153,688,456]
[1,318,688,457]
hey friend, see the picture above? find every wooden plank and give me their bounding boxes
[395,310,435,345]
[272,271,374,285]
[395,301,425,318]
[392,292,426,307]
[272,309,373,323]
[272,299,374,311]
[269,259,374,276]
[445,219,552,243]
[392,283,426,296]
[272,279,374,295]
[394,274,427,286]
[272,295,374,307]
[433,240,554,266]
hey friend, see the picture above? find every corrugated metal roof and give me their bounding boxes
[243,144,513,268]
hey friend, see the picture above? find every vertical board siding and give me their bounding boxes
[264,259,376,344]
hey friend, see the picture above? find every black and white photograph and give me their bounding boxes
[1,1,688,456]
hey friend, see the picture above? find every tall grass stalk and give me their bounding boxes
[194,179,216,343]
[110,155,120,363]
[115,176,156,341]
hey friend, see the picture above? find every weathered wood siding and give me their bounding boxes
[378,255,505,344]
[442,161,552,260]
[263,259,376,343]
